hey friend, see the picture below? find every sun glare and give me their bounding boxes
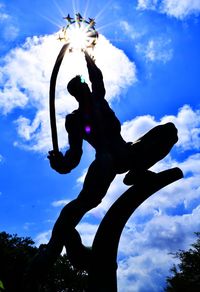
[67,24,96,51]
[58,13,99,52]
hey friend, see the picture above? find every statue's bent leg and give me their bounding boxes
[124,122,178,185]
[135,122,178,167]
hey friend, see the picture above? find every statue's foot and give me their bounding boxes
[67,243,92,270]
[123,169,157,185]
[64,228,92,270]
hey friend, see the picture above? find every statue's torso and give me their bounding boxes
[65,99,128,153]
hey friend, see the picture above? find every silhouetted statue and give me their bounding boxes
[46,51,178,265]
[27,51,180,289]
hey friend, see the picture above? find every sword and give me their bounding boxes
[49,43,69,152]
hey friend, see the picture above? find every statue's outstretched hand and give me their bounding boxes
[84,50,96,63]
[47,150,69,174]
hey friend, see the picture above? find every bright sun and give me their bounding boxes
[58,13,99,52]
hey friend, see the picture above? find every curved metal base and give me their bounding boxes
[87,167,183,292]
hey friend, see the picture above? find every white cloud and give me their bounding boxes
[118,250,178,292]
[137,0,159,10]
[77,222,99,246]
[51,199,70,207]
[135,37,173,63]
[137,0,200,19]
[34,230,51,247]
[120,19,173,63]
[122,114,157,141]
[161,105,200,151]
[120,21,145,40]
[3,24,19,41]
[23,222,35,231]
[0,86,28,113]
[161,0,200,19]
[0,11,8,21]
[0,154,4,163]
[76,168,88,184]
[0,4,19,41]
[0,33,136,152]
[122,104,200,151]
[180,153,200,175]
[116,205,200,291]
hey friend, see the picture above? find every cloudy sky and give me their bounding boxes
[0,0,200,291]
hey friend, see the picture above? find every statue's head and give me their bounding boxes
[67,75,90,101]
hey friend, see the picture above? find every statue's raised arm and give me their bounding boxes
[84,51,106,100]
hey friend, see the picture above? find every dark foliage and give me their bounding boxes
[166,232,200,292]
[0,231,88,292]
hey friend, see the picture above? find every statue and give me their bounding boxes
[46,49,179,268]
[25,14,183,291]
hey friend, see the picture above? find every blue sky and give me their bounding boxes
[0,0,200,291]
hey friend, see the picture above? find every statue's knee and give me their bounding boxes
[76,192,102,211]
[80,197,101,210]
[59,199,85,218]
[164,122,178,144]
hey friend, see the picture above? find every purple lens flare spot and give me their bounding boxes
[85,125,91,134]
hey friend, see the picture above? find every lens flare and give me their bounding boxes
[85,125,91,134]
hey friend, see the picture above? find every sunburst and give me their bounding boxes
[58,13,99,51]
